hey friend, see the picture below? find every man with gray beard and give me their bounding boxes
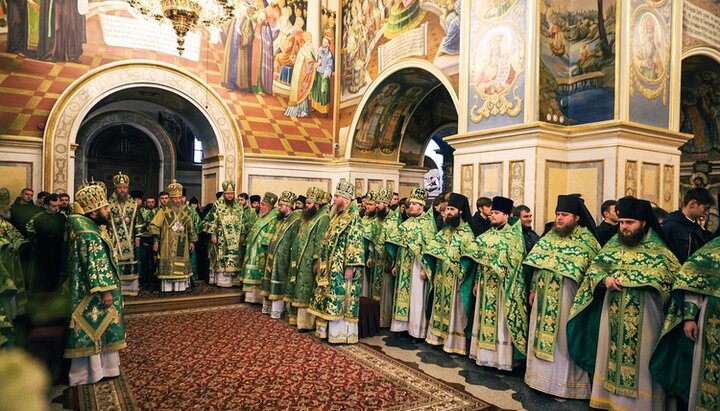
[107,172,142,296]
[523,195,600,399]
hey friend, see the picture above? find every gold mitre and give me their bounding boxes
[321,190,332,205]
[335,180,355,200]
[377,187,393,204]
[365,190,378,205]
[222,180,236,193]
[306,187,322,203]
[75,181,109,213]
[409,188,428,206]
[167,179,183,198]
[112,171,130,188]
[278,191,297,206]
[0,188,10,206]
[262,192,278,207]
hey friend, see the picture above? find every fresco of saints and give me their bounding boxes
[472,32,522,96]
[633,15,664,81]
[310,37,333,115]
[354,83,400,151]
[284,32,317,118]
[222,1,254,92]
[250,0,281,95]
[438,0,460,56]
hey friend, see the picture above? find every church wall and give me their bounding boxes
[0,137,43,200]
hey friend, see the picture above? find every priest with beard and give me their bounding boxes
[424,193,476,354]
[107,172,142,296]
[261,191,302,319]
[463,196,527,370]
[309,181,365,344]
[567,196,679,410]
[286,187,331,329]
[26,194,66,295]
[386,188,437,339]
[242,192,279,304]
[523,195,600,399]
[148,180,198,292]
[367,188,399,328]
[361,191,379,297]
[64,181,126,386]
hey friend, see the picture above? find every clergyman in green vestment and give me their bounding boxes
[651,234,720,410]
[386,188,436,338]
[202,180,248,287]
[523,195,600,398]
[309,181,365,344]
[285,187,331,330]
[242,192,280,304]
[463,195,527,369]
[360,190,378,298]
[424,192,476,355]
[148,180,197,293]
[64,181,126,386]
[107,172,142,296]
[261,191,302,319]
[0,187,27,347]
[567,197,679,410]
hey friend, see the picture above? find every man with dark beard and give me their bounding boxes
[523,195,600,399]
[309,181,365,344]
[242,193,279,304]
[360,191,378,297]
[148,180,197,292]
[107,172,142,296]
[261,191,302,319]
[26,194,66,295]
[286,187,331,330]
[64,181,126,386]
[202,180,248,287]
[568,196,679,410]
[424,193,475,354]
[367,188,399,327]
[463,196,527,368]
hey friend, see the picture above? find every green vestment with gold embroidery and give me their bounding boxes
[0,253,18,347]
[567,228,678,398]
[0,216,27,316]
[364,213,394,300]
[107,194,141,283]
[462,220,528,355]
[202,199,247,274]
[386,209,436,322]
[309,203,365,322]
[148,206,198,280]
[423,221,476,342]
[286,205,331,308]
[242,208,280,289]
[64,215,126,358]
[523,226,600,361]
[262,210,302,300]
[651,235,720,407]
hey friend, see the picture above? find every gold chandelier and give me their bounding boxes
[128,0,233,55]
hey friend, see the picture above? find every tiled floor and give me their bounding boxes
[363,332,590,411]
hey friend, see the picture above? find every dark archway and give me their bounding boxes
[87,125,161,198]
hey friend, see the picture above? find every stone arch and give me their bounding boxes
[43,60,243,195]
[344,59,460,161]
[75,111,176,191]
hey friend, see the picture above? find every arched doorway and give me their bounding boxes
[86,126,161,198]
[43,60,243,203]
[346,62,459,197]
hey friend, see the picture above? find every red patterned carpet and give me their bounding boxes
[121,305,493,410]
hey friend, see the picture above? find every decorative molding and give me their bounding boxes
[625,160,638,197]
[386,180,395,191]
[460,164,474,200]
[509,160,525,204]
[640,162,661,204]
[355,178,365,196]
[478,162,503,198]
[545,160,604,221]
[662,164,674,210]
[368,179,384,193]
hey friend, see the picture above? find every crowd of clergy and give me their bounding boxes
[1,170,719,411]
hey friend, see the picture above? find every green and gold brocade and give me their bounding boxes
[148,206,198,280]
[107,194,141,282]
[364,211,398,301]
[651,236,720,406]
[386,209,436,322]
[309,203,365,322]
[523,226,600,360]
[0,217,27,316]
[202,199,248,273]
[242,209,280,288]
[424,222,475,343]
[64,215,126,358]
[567,228,678,398]
[463,221,528,355]
[286,205,331,308]
[262,210,302,300]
